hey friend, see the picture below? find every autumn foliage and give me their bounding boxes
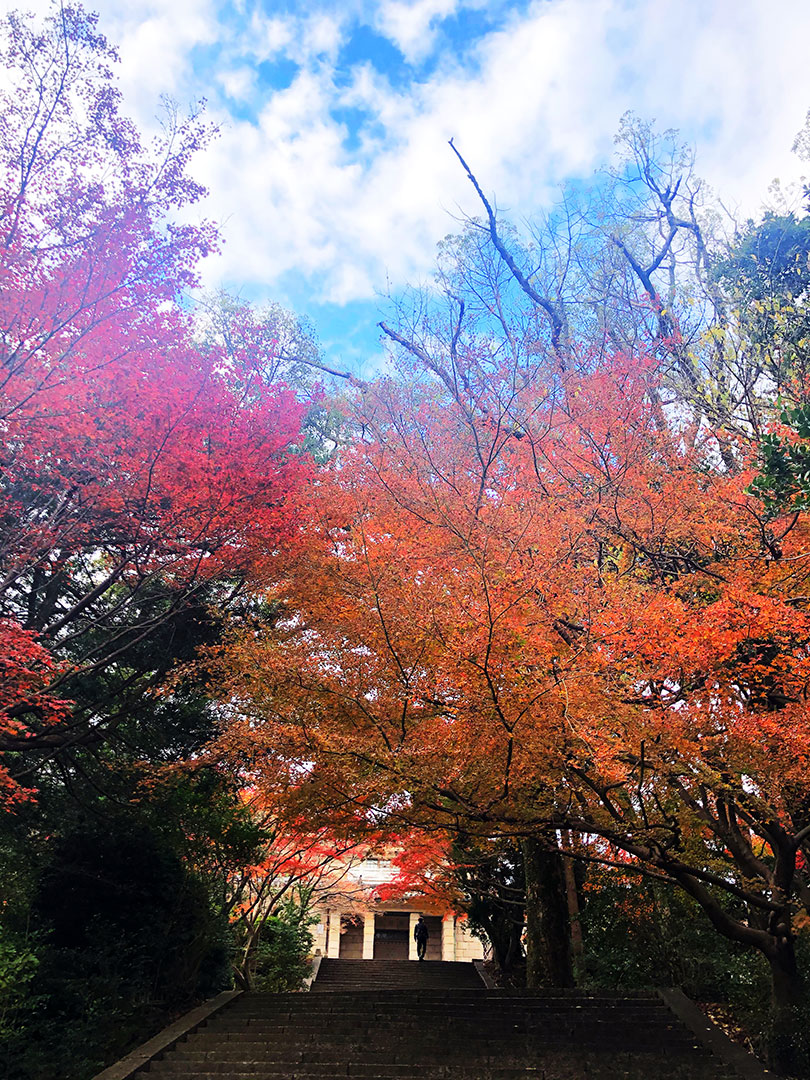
[0,7,310,802]
[211,340,810,1012]
[4,7,810,1075]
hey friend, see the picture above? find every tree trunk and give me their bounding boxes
[765,937,805,1075]
[503,921,523,971]
[562,841,583,966]
[522,835,574,988]
[481,911,523,972]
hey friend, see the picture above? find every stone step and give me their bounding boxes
[229,1002,664,1009]
[145,1066,737,1078]
[133,967,747,1080]
[311,961,484,993]
[230,990,661,998]
[310,983,484,990]
[193,1027,693,1044]
[299,984,471,990]
[145,1065,737,1080]
[166,1045,710,1059]
[194,1031,691,1047]
[222,997,665,1006]
[187,1032,694,1047]
[220,1000,668,1013]
[213,1019,675,1031]
[174,1043,703,1059]
[220,997,665,1006]
[224,996,666,1007]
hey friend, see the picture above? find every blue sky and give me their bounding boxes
[8,0,810,373]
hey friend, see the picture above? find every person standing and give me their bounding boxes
[414,915,429,960]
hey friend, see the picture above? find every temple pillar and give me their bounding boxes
[442,914,456,961]
[362,911,375,959]
[326,911,341,958]
[408,912,419,960]
[311,913,327,955]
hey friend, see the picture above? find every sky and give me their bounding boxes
[7,0,810,373]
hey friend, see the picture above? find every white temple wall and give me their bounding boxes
[310,907,485,961]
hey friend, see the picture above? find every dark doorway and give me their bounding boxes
[374,911,410,959]
[339,915,363,959]
[423,915,442,960]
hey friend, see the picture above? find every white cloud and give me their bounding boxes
[96,0,219,125]
[375,0,462,62]
[202,0,810,303]
[3,0,810,309]
[246,12,294,60]
[304,12,345,60]
[217,65,256,102]
[0,0,220,133]
[244,9,348,67]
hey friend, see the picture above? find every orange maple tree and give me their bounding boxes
[211,336,810,1018]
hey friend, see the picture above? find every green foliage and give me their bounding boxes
[0,552,265,1080]
[714,212,810,400]
[582,874,810,1074]
[451,836,525,972]
[751,400,810,512]
[3,813,234,1080]
[715,213,810,303]
[764,979,810,1080]
[715,212,810,516]
[580,874,765,1000]
[252,898,316,993]
[0,764,259,1080]
[0,927,40,1045]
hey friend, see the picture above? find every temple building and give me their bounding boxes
[309,853,485,962]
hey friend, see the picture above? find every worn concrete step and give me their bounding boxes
[145,1066,737,1080]
[227,993,662,1002]
[313,967,479,973]
[197,1022,687,1040]
[188,1035,697,1051]
[311,962,484,993]
[168,1045,704,1062]
[189,1028,691,1045]
[190,1029,696,1046]
[227,994,663,1001]
[216,1003,671,1017]
[173,1031,706,1052]
[222,997,673,1006]
[215,1008,674,1023]
[218,1009,670,1021]
[311,976,482,981]
[134,970,748,1080]
[192,1030,688,1045]
[151,1041,721,1063]
[185,1033,696,1048]
[312,977,491,982]
[310,988,485,993]
[146,1069,736,1080]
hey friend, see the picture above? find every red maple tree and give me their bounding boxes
[0,7,311,800]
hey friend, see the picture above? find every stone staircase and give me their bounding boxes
[311,958,484,991]
[139,960,750,1079]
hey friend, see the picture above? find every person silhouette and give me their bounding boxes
[414,915,429,960]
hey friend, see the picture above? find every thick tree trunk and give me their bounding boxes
[765,937,804,1075]
[503,922,523,971]
[676,868,806,1074]
[482,912,523,972]
[522,835,574,988]
[562,851,583,964]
